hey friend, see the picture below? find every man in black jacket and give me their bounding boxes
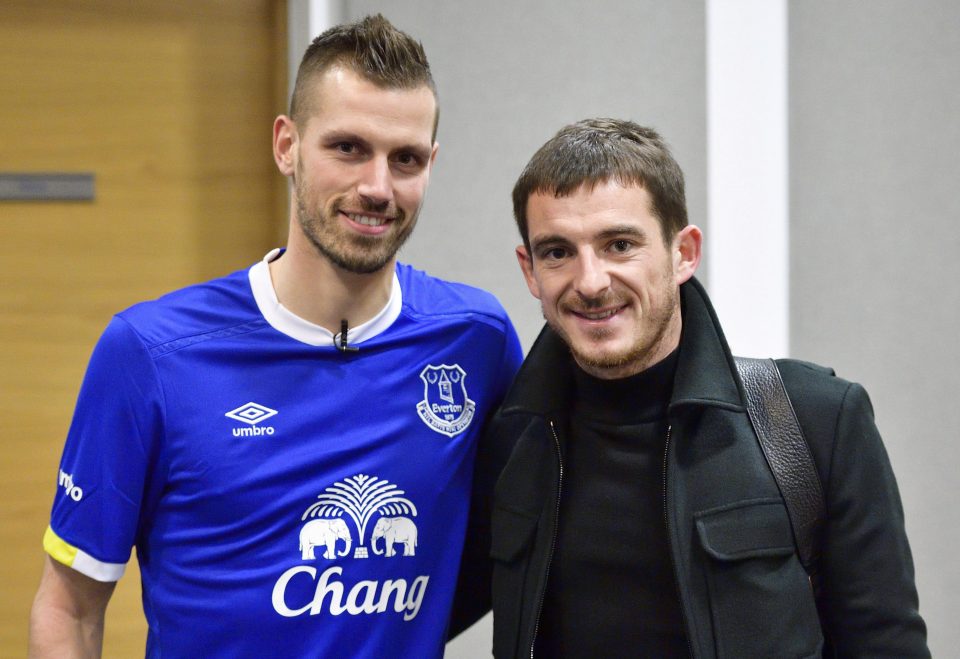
[455,118,929,657]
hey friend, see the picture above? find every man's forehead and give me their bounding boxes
[527,183,662,242]
[528,182,654,220]
[302,66,437,142]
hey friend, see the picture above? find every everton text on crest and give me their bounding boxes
[415,364,476,437]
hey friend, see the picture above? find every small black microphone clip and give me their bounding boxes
[335,318,359,353]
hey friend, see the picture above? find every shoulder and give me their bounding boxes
[114,265,263,354]
[396,263,513,332]
[774,358,865,413]
[773,358,876,478]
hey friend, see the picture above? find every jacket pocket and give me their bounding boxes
[490,505,539,658]
[695,499,823,659]
[491,505,539,562]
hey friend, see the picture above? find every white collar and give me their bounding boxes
[248,248,402,347]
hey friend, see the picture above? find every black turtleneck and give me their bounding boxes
[536,349,687,657]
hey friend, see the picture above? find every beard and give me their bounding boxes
[547,261,680,377]
[293,169,417,275]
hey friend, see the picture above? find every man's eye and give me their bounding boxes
[610,240,632,253]
[396,153,417,165]
[543,247,567,260]
[335,142,357,154]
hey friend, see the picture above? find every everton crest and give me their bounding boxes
[416,364,476,437]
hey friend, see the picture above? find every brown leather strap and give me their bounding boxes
[734,357,825,574]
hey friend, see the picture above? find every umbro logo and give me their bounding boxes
[226,402,278,437]
[226,402,278,425]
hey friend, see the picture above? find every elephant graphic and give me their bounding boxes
[370,516,418,557]
[299,518,352,560]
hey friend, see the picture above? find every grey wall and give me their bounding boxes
[791,2,960,655]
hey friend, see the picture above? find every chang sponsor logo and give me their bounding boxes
[59,469,83,502]
[225,402,277,437]
[271,474,429,621]
[272,566,428,621]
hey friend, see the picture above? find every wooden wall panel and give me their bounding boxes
[0,2,287,655]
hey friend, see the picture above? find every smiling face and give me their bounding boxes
[275,66,438,274]
[517,180,701,379]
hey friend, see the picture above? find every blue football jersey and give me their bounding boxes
[46,252,523,658]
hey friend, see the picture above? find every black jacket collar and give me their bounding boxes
[500,277,745,417]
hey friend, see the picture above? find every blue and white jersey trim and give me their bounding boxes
[249,249,403,347]
[44,527,126,582]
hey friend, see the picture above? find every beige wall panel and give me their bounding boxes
[0,1,286,655]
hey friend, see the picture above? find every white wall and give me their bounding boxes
[706,0,789,358]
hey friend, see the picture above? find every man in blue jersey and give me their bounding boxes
[30,14,522,658]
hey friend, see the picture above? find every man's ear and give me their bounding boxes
[673,225,702,285]
[516,246,542,300]
[273,115,298,177]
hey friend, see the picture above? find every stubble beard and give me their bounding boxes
[547,264,680,378]
[293,174,417,275]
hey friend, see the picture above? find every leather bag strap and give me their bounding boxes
[734,357,825,575]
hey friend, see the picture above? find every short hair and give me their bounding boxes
[512,119,687,251]
[290,14,438,135]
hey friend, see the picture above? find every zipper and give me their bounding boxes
[662,424,671,531]
[663,423,695,658]
[529,419,564,659]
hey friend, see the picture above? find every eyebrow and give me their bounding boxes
[595,225,649,242]
[529,234,573,253]
[319,130,368,147]
[399,142,434,162]
[320,130,433,160]
[530,225,650,252]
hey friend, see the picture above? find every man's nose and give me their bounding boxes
[573,252,612,299]
[357,156,393,207]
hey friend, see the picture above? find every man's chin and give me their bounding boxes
[311,239,395,275]
[332,253,395,275]
[572,348,628,370]
[563,335,652,378]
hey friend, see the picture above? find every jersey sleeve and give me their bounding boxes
[45,315,165,582]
